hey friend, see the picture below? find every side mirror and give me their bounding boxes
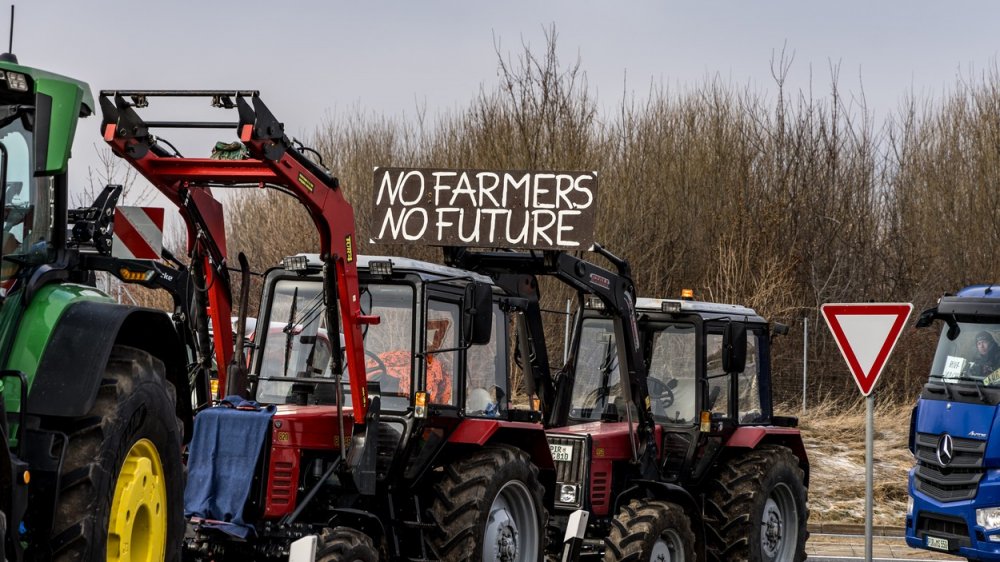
[772,322,789,337]
[722,322,747,373]
[463,281,493,346]
[915,307,937,329]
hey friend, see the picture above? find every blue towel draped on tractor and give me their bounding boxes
[183,397,275,538]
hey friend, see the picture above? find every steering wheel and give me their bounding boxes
[647,377,676,410]
[364,350,389,381]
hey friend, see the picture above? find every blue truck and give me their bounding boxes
[907,285,1000,560]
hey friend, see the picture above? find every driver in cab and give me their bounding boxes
[971,331,1000,383]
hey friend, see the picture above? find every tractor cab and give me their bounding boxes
[250,253,509,420]
[631,296,786,479]
[567,295,773,425]
[0,60,92,295]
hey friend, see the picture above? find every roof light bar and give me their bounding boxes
[585,296,605,310]
[368,260,393,276]
[661,300,682,313]
[283,255,308,272]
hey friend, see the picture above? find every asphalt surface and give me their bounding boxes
[808,526,962,561]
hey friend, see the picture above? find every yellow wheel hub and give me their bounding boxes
[107,438,167,562]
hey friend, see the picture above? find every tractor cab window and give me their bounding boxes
[706,333,729,415]
[256,279,416,411]
[506,310,536,409]
[465,303,507,417]
[256,279,331,404]
[647,323,697,424]
[570,317,622,421]
[705,327,762,423]
[738,332,764,423]
[424,299,458,406]
[1,116,53,290]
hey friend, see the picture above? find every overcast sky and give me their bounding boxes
[14,0,1000,201]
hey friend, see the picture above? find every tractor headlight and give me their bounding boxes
[5,71,27,92]
[977,507,1000,530]
[906,496,913,516]
[559,483,578,504]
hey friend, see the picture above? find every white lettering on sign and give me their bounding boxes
[372,168,598,250]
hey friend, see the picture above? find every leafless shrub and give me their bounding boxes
[214,29,1000,405]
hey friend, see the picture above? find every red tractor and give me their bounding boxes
[100,91,558,561]
[450,250,810,561]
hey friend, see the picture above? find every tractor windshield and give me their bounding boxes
[1,112,54,292]
[569,317,623,420]
[255,278,415,411]
[928,322,1000,390]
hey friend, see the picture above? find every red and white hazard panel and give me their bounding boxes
[112,207,165,260]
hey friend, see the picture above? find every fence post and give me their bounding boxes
[802,317,808,413]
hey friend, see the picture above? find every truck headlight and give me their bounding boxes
[906,496,913,516]
[559,483,578,504]
[977,508,1000,530]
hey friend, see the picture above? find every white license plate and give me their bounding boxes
[926,535,949,550]
[549,443,573,462]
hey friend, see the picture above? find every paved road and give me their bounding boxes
[808,533,963,562]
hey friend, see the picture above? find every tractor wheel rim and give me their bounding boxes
[761,482,798,561]
[651,529,685,562]
[108,438,167,562]
[483,480,538,562]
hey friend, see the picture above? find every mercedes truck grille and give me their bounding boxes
[913,432,985,502]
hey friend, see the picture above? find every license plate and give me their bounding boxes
[549,443,573,462]
[926,535,949,551]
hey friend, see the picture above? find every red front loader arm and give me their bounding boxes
[100,91,376,423]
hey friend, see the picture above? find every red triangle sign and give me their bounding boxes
[820,303,913,396]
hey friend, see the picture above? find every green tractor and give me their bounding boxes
[0,56,197,561]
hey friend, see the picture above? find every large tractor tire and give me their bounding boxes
[316,527,378,562]
[704,444,808,562]
[49,345,184,562]
[604,499,695,562]
[429,445,547,562]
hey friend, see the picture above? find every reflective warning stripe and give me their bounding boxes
[112,207,164,260]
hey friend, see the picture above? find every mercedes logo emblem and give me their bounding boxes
[937,434,954,466]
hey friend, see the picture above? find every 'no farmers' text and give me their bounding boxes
[371,168,598,250]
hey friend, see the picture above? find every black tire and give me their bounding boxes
[48,345,185,562]
[704,444,808,562]
[0,509,6,562]
[429,445,547,562]
[316,527,378,562]
[604,499,695,562]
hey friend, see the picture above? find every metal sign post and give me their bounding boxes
[866,392,874,561]
[821,302,913,562]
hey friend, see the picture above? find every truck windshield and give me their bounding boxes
[1,114,53,292]
[256,279,414,411]
[928,322,1000,387]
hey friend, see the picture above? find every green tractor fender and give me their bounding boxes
[28,300,193,438]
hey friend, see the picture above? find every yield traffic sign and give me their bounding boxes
[820,303,913,395]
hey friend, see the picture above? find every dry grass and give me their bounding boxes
[796,398,914,527]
